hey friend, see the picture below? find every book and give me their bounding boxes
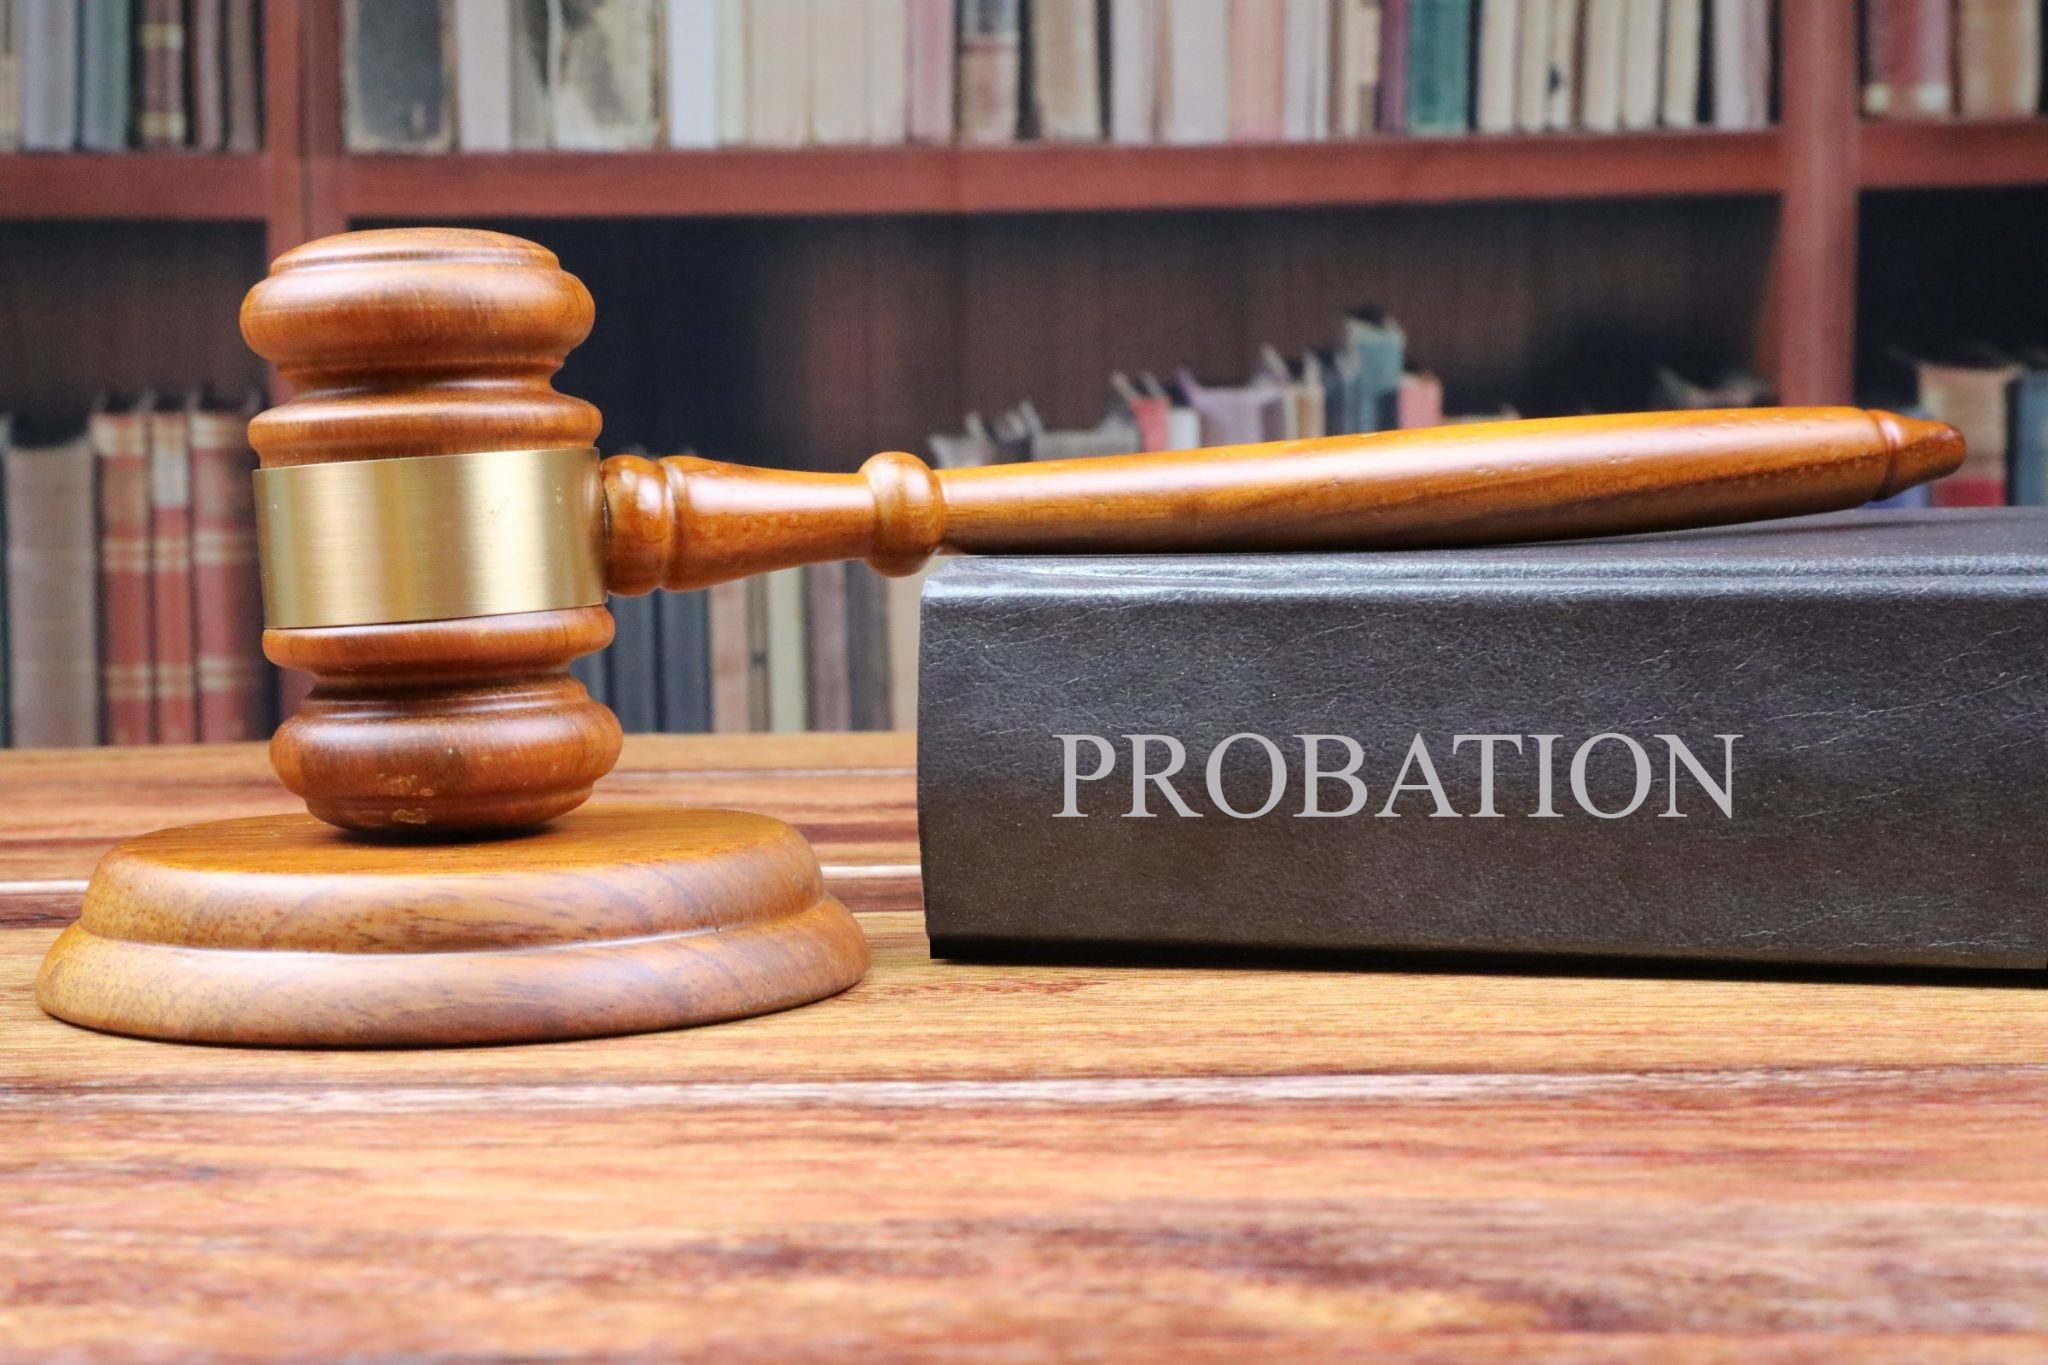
[1109,0,1160,142]
[1162,0,1228,143]
[4,431,98,748]
[1543,0,1580,128]
[1513,0,1550,130]
[78,0,131,151]
[188,400,265,742]
[811,0,872,144]
[1227,0,1286,142]
[0,415,7,745]
[1708,0,1768,129]
[1474,0,1519,134]
[344,0,453,152]
[1377,0,1408,132]
[92,400,154,745]
[657,589,711,731]
[763,566,808,733]
[1341,308,1406,433]
[745,0,810,147]
[1864,0,1955,120]
[958,0,1022,144]
[0,1,20,151]
[606,591,659,732]
[1617,0,1660,130]
[1578,0,1623,131]
[511,0,551,147]
[1179,370,1287,446]
[664,0,718,148]
[1916,357,2021,507]
[918,512,2048,969]
[868,0,909,143]
[1659,0,1701,127]
[187,0,224,150]
[805,560,852,731]
[1396,370,1443,427]
[1281,0,1331,140]
[2012,354,2048,508]
[1033,0,1104,140]
[551,0,660,149]
[846,563,893,731]
[1957,0,2041,119]
[1406,0,1472,135]
[456,0,516,150]
[886,562,933,731]
[906,0,956,141]
[20,0,80,150]
[707,576,752,731]
[147,404,196,744]
[1330,0,1381,136]
[714,0,746,142]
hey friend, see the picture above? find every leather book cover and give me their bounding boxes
[189,401,265,742]
[1864,0,1956,120]
[920,511,2048,970]
[187,0,224,151]
[136,0,187,147]
[4,431,99,747]
[92,400,155,745]
[147,405,196,745]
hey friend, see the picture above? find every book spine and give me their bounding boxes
[4,436,99,748]
[1658,0,1701,127]
[764,566,809,732]
[1578,0,1623,130]
[959,0,1022,144]
[511,0,552,147]
[1543,0,1580,128]
[1957,0,2042,119]
[1109,0,1160,142]
[1376,0,1409,133]
[1034,0,1106,140]
[845,563,894,731]
[1226,0,1285,141]
[550,0,661,150]
[656,588,712,732]
[148,409,197,744]
[187,0,224,150]
[136,0,187,147]
[2013,370,2048,507]
[906,0,957,141]
[0,1,21,151]
[804,561,853,730]
[1863,0,1955,120]
[93,410,155,745]
[744,0,811,147]
[78,0,132,151]
[223,0,260,151]
[22,0,82,150]
[189,408,266,742]
[809,0,870,145]
[1474,0,1519,134]
[1708,0,1769,128]
[458,0,518,151]
[1330,0,1382,136]
[868,0,910,143]
[707,576,754,732]
[1617,0,1661,130]
[344,0,453,152]
[607,591,660,733]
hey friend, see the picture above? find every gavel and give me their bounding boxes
[248,228,1961,837]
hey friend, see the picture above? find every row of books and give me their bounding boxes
[0,0,263,153]
[1909,351,2048,506]
[1863,0,2046,120]
[0,396,268,750]
[581,564,926,736]
[343,0,1777,154]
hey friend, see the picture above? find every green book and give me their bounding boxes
[1406,0,1474,135]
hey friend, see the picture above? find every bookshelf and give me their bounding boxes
[2,0,2045,448]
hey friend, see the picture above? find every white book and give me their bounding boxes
[867,0,908,143]
[746,0,811,145]
[763,567,808,733]
[1618,0,1660,129]
[1331,0,1381,137]
[550,0,661,149]
[665,0,718,147]
[1709,0,1767,130]
[455,0,515,150]
[20,0,78,151]
[1164,404,1201,450]
[1659,0,1700,127]
[1475,0,1520,133]
[1032,0,1102,139]
[1514,0,1552,130]
[1578,0,1623,131]
[1110,0,1159,142]
[1163,0,1228,144]
[811,0,870,144]
[1282,0,1331,140]
[510,0,551,148]
[1544,0,1581,129]
[715,0,747,142]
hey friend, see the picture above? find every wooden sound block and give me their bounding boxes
[35,806,870,1047]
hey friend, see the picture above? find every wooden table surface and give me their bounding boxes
[3,736,2045,1361]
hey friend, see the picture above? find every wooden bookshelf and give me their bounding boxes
[0,154,275,221]
[1859,119,2048,190]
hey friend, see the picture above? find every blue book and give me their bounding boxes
[1405,0,1474,135]
[2012,357,2048,507]
[607,592,660,734]
[1342,310,1406,434]
[657,589,711,732]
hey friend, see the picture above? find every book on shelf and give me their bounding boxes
[905,0,955,142]
[606,591,660,732]
[868,0,910,144]
[707,576,751,732]
[1226,0,1285,143]
[1661,0,1703,128]
[456,0,516,152]
[189,0,227,151]
[93,398,154,745]
[1332,0,1382,136]
[958,0,1021,143]
[550,0,661,150]
[1545,0,1583,129]
[663,0,718,148]
[20,0,80,151]
[1283,0,1334,140]
[4,428,98,748]
[811,0,870,145]
[1377,0,1410,132]
[1474,0,1520,133]
[189,397,265,741]
[1031,0,1102,140]
[1956,0,2043,118]
[136,0,186,147]
[0,2,19,152]
[1618,0,1663,131]
[223,0,261,152]
[511,0,551,147]
[805,561,853,731]
[1913,353,2026,506]
[1708,0,1770,130]
[1579,0,1625,132]
[2013,353,2048,508]
[657,588,712,732]
[344,0,453,152]
[147,402,196,744]
[77,0,131,153]
[745,0,810,148]
[1162,0,1229,144]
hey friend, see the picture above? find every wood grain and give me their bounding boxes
[3,741,2046,1358]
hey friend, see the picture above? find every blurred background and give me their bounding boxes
[0,0,2042,750]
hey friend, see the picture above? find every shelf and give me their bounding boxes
[0,154,272,221]
[334,132,1785,221]
[1859,119,2048,191]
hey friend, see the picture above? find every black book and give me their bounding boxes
[920,511,2048,971]
[657,589,711,733]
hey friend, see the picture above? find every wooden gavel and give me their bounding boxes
[244,228,1962,836]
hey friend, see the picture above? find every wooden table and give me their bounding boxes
[3,737,2045,1360]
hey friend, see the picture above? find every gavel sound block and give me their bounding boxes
[34,228,1964,1047]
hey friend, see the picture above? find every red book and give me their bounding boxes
[189,400,267,741]
[1862,0,1954,120]
[148,404,198,744]
[92,400,156,745]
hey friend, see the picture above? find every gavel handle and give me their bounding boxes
[600,407,1963,595]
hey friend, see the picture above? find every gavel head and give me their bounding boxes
[242,228,621,835]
